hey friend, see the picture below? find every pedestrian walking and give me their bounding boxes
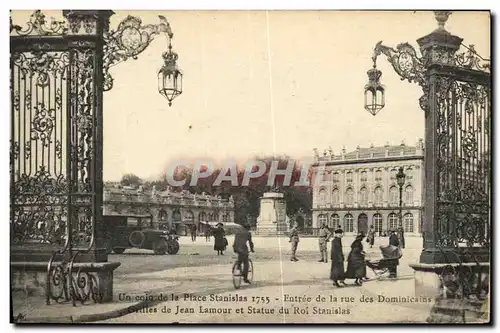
[289,222,300,262]
[213,222,226,255]
[388,229,400,278]
[190,224,197,242]
[204,224,211,242]
[330,228,346,287]
[397,226,405,249]
[367,225,376,248]
[318,222,332,263]
[344,233,367,285]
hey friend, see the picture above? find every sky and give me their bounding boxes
[11,10,491,181]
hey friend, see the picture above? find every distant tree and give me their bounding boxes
[120,173,142,188]
[155,155,313,224]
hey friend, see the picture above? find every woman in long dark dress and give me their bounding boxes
[344,233,367,285]
[330,229,346,287]
[213,223,226,255]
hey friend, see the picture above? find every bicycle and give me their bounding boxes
[232,256,253,289]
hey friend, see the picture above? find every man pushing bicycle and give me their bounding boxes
[233,223,254,284]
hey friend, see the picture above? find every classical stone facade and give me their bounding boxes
[311,140,424,236]
[103,184,235,235]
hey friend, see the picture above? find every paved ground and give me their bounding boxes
[97,235,430,323]
[13,235,432,323]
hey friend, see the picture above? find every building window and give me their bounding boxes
[405,185,414,205]
[360,170,367,182]
[373,213,383,233]
[388,213,399,230]
[374,186,383,206]
[406,168,413,180]
[359,187,368,206]
[332,188,340,207]
[345,188,354,207]
[331,214,340,229]
[404,213,414,233]
[390,168,397,180]
[333,172,340,183]
[318,189,327,206]
[223,213,230,222]
[346,171,353,183]
[199,211,207,222]
[375,169,383,181]
[344,214,354,233]
[389,186,399,206]
[318,214,328,227]
[184,211,194,223]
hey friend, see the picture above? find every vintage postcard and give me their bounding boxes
[9,9,491,324]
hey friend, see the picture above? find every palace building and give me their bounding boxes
[311,140,424,236]
[103,184,235,235]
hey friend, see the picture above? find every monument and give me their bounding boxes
[256,191,288,236]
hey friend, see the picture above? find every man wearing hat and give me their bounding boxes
[388,229,400,278]
[289,221,300,262]
[233,223,255,284]
[330,228,346,287]
[213,222,226,255]
[318,222,332,263]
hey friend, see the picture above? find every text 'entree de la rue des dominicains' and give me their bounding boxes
[125,293,434,316]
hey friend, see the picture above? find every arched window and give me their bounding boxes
[374,186,383,206]
[375,169,383,181]
[388,213,399,230]
[318,214,328,227]
[373,213,383,233]
[173,210,181,222]
[344,214,354,233]
[184,210,194,222]
[389,186,399,206]
[199,211,207,222]
[405,185,414,205]
[404,213,414,233]
[159,209,168,221]
[332,188,340,207]
[223,213,230,222]
[331,214,340,229]
[318,189,327,206]
[359,187,368,206]
[213,212,219,222]
[345,188,354,207]
[390,168,397,180]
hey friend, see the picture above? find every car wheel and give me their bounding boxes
[153,239,168,255]
[112,247,126,254]
[167,240,180,255]
[129,230,145,248]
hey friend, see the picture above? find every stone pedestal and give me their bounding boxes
[256,192,287,236]
[11,261,121,303]
[410,262,490,323]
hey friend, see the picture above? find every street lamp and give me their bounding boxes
[364,63,385,116]
[158,41,183,106]
[364,11,491,265]
[396,167,406,228]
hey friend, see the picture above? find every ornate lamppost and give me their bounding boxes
[396,167,406,228]
[365,11,491,321]
[10,10,183,306]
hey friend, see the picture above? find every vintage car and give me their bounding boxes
[103,214,180,255]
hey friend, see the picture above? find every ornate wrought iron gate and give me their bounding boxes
[10,10,113,305]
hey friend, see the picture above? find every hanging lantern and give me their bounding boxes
[364,66,385,116]
[158,42,183,106]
